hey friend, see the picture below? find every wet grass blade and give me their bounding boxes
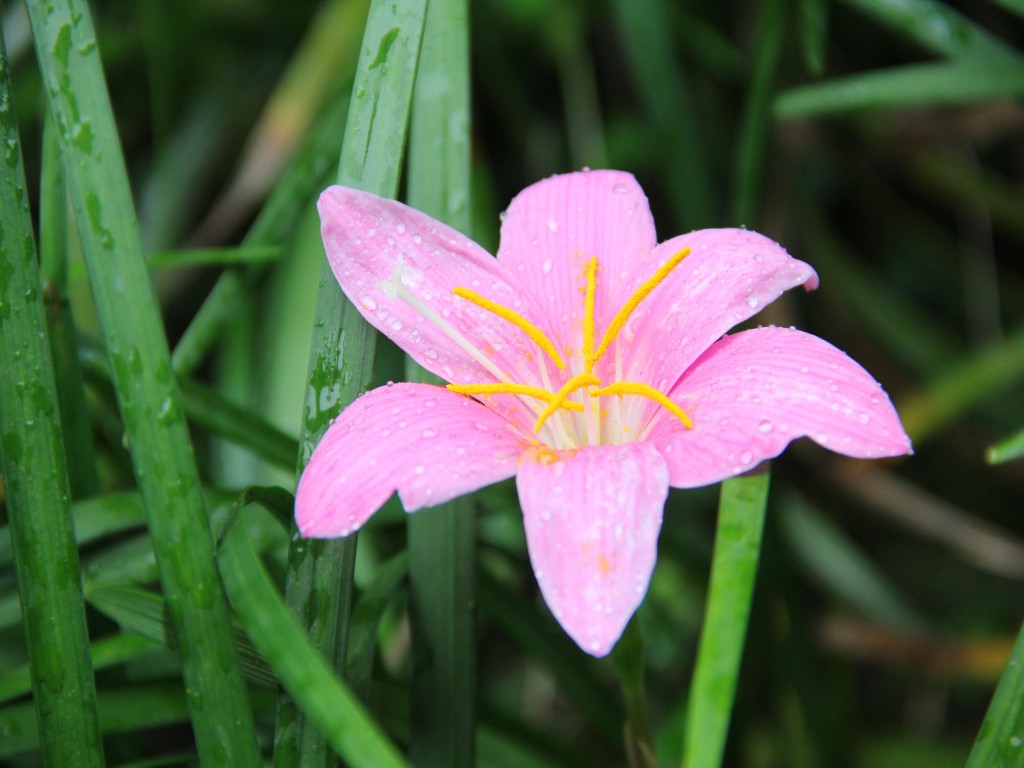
[683,471,770,768]
[276,1,428,764]
[987,427,1024,464]
[220,493,410,768]
[0,32,104,767]
[965,619,1024,768]
[23,0,261,761]
[406,0,476,764]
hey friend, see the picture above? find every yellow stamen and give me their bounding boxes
[591,381,694,429]
[447,382,583,411]
[453,287,566,369]
[583,257,598,373]
[534,373,601,433]
[592,248,690,365]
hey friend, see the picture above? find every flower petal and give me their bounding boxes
[620,229,817,395]
[297,383,528,537]
[648,327,912,487]
[318,186,545,396]
[497,170,658,361]
[516,442,669,657]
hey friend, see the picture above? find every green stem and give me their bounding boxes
[0,32,104,767]
[682,470,771,768]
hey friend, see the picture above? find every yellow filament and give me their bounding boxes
[447,383,583,411]
[591,382,694,429]
[592,248,690,365]
[453,287,566,369]
[583,257,598,373]
[534,374,601,433]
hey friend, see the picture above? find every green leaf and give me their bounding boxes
[24,0,262,760]
[0,30,104,766]
[276,0,429,764]
[405,0,477,764]
[683,471,770,768]
[776,60,1024,118]
[220,493,410,768]
[965,620,1024,768]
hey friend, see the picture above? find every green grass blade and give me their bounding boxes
[965,620,1024,768]
[220,494,410,768]
[776,60,1024,118]
[39,112,99,497]
[838,0,1021,61]
[683,471,770,768]
[406,0,476,764]
[798,0,828,74]
[23,0,262,761]
[987,426,1024,465]
[0,33,104,767]
[731,0,786,224]
[276,1,428,764]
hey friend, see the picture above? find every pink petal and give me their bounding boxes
[621,229,818,397]
[517,442,669,657]
[648,327,912,488]
[496,170,658,362]
[297,383,529,538]
[318,187,546,397]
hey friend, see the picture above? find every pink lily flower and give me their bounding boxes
[296,170,911,657]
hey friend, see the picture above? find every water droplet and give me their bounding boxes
[396,222,406,234]
[547,219,558,232]
[746,296,759,309]
[758,420,773,434]
[414,465,425,475]
[542,258,553,274]
[422,429,437,438]
[362,296,378,310]
[858,412,870,425]
[740,451,754,465]
[799,365,809,374]
[612,183,626,193]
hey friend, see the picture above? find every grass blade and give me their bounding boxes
[275,1,428,764]
[0,31,104,767]
[683,471,770,768]
[987,427,1024,465]
[965,620,1024,768]
[24,0,261,761]
[406,0,476,764]
[220,492,410,768]
[776,59,1024,118]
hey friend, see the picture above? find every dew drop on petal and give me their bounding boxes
[746,296,759,309]
[414,465,425,475]
[858,412,870,425]
[613,183,627,193]
[396,222,406,234]
[362,296,378,310]
[758,420,773,434]
[740,451,754,465]
[422,429,437,438]
[547,219,558,232]
[542,258,553,274]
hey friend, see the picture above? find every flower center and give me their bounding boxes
[447,249,694,448]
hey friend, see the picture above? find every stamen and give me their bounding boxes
[453,287,566,369]
[583,257,598,373]
[534,373,601,433]
[592,248,690,364]
[447,383,583,411]
[591,381,693,429]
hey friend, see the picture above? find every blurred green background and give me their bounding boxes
[1,0,1022,765]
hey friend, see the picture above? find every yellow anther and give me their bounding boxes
[592,248,690,365]
[583,257,598,373]
[534,373,601,433]
[591,381,694,429]
[447,382,583,411]
[453,287,565,369]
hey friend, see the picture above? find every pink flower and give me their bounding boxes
[296,170,911,657]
